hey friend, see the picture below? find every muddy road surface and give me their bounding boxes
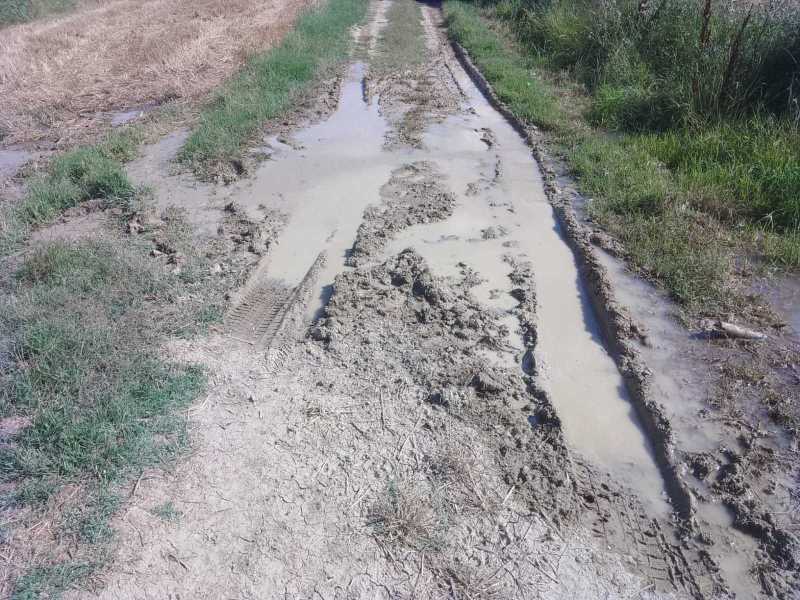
[62,1,798,598]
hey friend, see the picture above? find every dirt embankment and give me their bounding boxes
[0,0,311,147]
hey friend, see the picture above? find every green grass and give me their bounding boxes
[11,563,93,600]
[180,0,369,177]
[0,234,220,597]
[372,0,426,73]
[637,120,800,231]
[444,0,800,313]
[0,0,74,27]
[0,241,205,492]
[0,126,148,257]
[17,129,143,227]
[150,500,181,522]
[63,490,120,544]
[445,1,562,130]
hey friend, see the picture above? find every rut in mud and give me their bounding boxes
[59,1,798,599]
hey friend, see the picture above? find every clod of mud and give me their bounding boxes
[348,161,455,267]
[313,248,711,597]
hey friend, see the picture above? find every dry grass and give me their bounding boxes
[0,0,312,145]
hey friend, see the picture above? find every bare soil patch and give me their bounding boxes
[0,0,312,147]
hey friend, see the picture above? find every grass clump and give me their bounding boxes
[0,126,146,256]
[0,0,74,27]
[11,563,93,600]
[367,479,442,550]
[151,500,181,522]
[180,0,368,176]
[16,129,143,227]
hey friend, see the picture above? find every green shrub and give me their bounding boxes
[484,0,800,126]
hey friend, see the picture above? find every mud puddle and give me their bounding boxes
[0,149,32,182]
[232,62,391,319]
[110,103,158,128]
[380,66,671,517]
[753,274,800,345]
[594,243,772,598]
[126,130,226,237]
[228,5,671,516]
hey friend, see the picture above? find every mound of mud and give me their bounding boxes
[311,249,711,597]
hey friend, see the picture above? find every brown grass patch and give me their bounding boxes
[0,0,312,146]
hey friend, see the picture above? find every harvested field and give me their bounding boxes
[0,0,312,146]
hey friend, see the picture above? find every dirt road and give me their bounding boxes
[24,0,794,598]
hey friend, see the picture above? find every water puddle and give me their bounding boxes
[110,103,157,127]
[0,149,32,181]
[594,240,767,598]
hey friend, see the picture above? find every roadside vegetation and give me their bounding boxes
[445,0,800,313]
[0,0,74,26]
[180,0,369,178]
[0,127,146,256]
[0,219,222,597]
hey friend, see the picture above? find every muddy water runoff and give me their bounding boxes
[228,61,670,514]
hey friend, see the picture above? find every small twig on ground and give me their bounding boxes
[501,485,515,506]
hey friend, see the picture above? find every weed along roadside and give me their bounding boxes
[444,0,800,311]
[1,0,799,598]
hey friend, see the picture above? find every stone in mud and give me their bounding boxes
[387,249,447,307]
[480,225,508,240]
[426,390,448,408]
[714,459,747,497]
[411,270,446,306]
